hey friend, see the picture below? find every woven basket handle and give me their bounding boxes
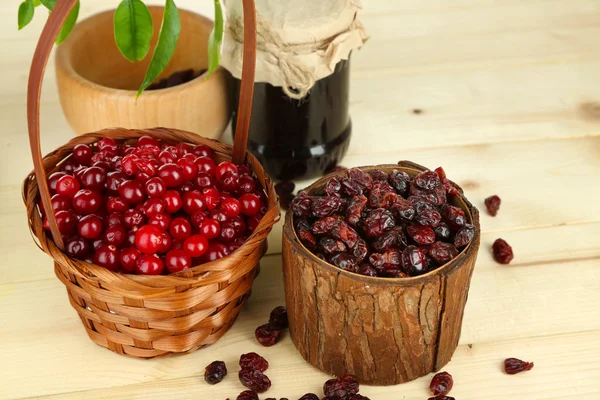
[28,0,258,251]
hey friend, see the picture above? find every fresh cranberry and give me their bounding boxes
[237,165,252,176]
[246,215,261,234]
[137,135,160,148]
[190,211,206,228]
[72,189,103,214]
[157,163,184,188]
[134,225,163,254]
[65,236,90,258]
[220,197,241,218]
[123,209,144,228]
[118,180,146,204]
[107,212,123,227]
[194,172,215,189]
[169,217,192,241]
[77,214,103,239]
[91,238,105,252]
[104,224,126,247]
[98,137,118,152]
[72,144,93,165]
[183,235,208,257]
[106,197,128,213]
[165,249,192,273]
[162,190,182,213]
[56,175,80,198]
[78,166,106,191]
[158,150,175,164]
[199,219,220,239]
[210,209,229,223]
[158,232,172,254]
[202,187,220,210]
[194,157,216,176]
[121,154,139,176]
[179,182,195,192]
[60,159,79,173]
[239,193,261,216]
[219,171,240,193]
[92,160,111,172]
[47,172,67,193]
[141,198,166,218]
[94,244,120,271]
[229,216,247,238]
[50,194,71,212]
[176,158,197,181]
[192,145,212,158]
[174,143,191,156]
[120,145,134,156]
[106,171,127,194]
[238,175,256,194]
[144,177,166,198]
[126,227,138,246]
[216,161,238,180]
[136,254,164,275]
[135,171,151,184]
[182,190,206,214]
[148,213,172,231]
[202,241,230,262]
[119,247,141,272]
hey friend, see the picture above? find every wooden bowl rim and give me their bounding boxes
[55,6,221,97]
[283,161,481,287]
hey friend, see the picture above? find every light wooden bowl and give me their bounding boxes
[55,6,231,138]
[282,160,481,385]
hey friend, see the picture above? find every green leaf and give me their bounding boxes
[33,0,42,6]
[114,0,154,62]
[207,0,223,77]
[39,0,56,10]
[18,0,35,30]
[137,0,180,97]
[55,0,79,44]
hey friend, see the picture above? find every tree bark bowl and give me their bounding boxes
[282,160,480,385]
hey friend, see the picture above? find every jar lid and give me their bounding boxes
[221,0,369,99]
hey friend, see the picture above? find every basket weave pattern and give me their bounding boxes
[22,127,279,359]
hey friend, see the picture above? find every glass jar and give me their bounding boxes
[231,58,352,180]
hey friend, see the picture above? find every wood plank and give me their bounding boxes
[1,254,598,399]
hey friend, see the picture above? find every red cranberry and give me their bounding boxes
[158,150,175,164]
[202,187,220,210]
[119,247,141,272]
[106,171,127,194]
[73,189,103,214]
[194,172,216,189]
[77,214,103,239]
[236,391,258,400]
[189,211,206,228]
[121,154,139,176]
[229,216,247,238]
[237,165,252,176]
[221,197,241,217]
[157,163,184,188]
[106,197,128,213]
[135,225,163,254]
[158,232,173,254]
[47,172,67,193]
[174,143,191,156]
[485,195,501,216]
[239,193,261,216]
[94,244,120,271]
[137,135,160,148]
[162,190,182,213]
[493,238,514,264]
[91,238,105,252]
[56,175,80,198]
[107,212,123,227]
[181,153,196,162]
[323,376,359,398]
[79,166,106,191]
[246,215,261,234]
[504,357,534,374]
[142,198,166,218]
[239,352,269,371]
[192,145,212,158]
[238,175,256,194]
[176,158,197,181]
[182,190,206,214]
[126,227,138,246]
[165,249,192,273]
[179,182,195,192]
[104,224,126,247]
[210,209,229,223]
[148,213,172,231]
[65,236,90,258]
[216,161,238,180]
[50,194,71,212]
[60,159,79,173]
[135,171,151,184]
[268,306,288,330]
[238,368,271,393]
[118,180,146,204]
[183,235,208,257]
[194,157,217,176]
[219,171,240,193]
[136,254,164,275]
[430,371,453,396]
[202,241,230,262]
[92,160,111,172]
[204,360,227,385]
[72,144,93,165]
[199,219,220,239]
[123,209,145,228]
[169,217,192,241]
[98,137,118,152]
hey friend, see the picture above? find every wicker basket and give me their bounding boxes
[21,0,278,359]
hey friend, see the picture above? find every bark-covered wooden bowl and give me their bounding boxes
[282,160,480,385]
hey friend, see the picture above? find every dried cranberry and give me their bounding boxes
[414,170,441,191]
[319,237,347,255]
[239,352,269,372]
[312,217,359,248]
[492,238,514,264]
[427,397,455,400]
[238,368,271,393]
[415,208,442,227]
[390,197,416,222]
[504,357,534,374]
[325,177,343,197]
[440,204,466,231]
[407,225,436,246]
[434,222,452,241]
[372,227,406,251]
[367,180,396,207]
[311,196,346,218]
[323,375,359,398]
[290,192,312,218]
[454,224,475,248]
[435,166,459,196]
[369,169,388,181]
[299,394,319,400]
[368,248,401,269]
[401,245,428,276]
[341,178,363,197]
[352,239,369,262]
[346,195,367,226]
[255,324,281,347]
[485,195,501,216]
[268,306,288,330]
[204,360,227,384]
[236,390,259,400]
[357,263,378,277]
[388,170,410,194]
[428,242,459,265]
[329,253,358,272]
[430,371,453,396]
[298,228,317,250]
[363,208,395,237]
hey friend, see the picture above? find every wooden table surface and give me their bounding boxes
[1,0,599,399]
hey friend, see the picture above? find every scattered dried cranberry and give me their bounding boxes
[485,194,501,216]
[239,368,271,393]
[204,360,227,384]
[504,357,534,374]
[323,375,359,398]
[268,306,288,330]
[236,390,259,400]
[492,238,514,264]
[239,352,269,372]
[429,371,453,396]
[255,324,281,347]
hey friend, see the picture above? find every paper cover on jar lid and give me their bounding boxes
[221,0,369,98]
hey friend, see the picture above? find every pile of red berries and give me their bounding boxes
[291,167,475,278]
[40,136,267,275]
